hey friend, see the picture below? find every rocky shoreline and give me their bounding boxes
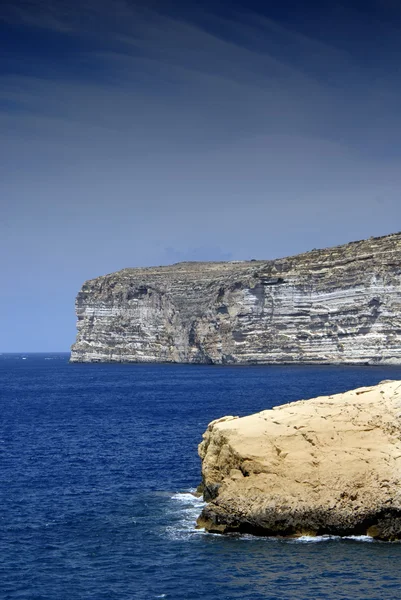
[196,380,401,541]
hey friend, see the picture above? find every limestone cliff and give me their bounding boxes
[70,232,401,364]
[197,380,401,540]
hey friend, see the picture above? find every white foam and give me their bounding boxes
[343,535,374,542]
[165,490,206,540]
[291,534,374,543]
[171,491,204,504]
[292,535,337,543]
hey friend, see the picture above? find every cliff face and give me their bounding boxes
[70,232,401,364]
[197,380,401,540]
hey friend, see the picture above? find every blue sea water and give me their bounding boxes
[1,355,401,600]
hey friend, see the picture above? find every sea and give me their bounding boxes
[1,354,401,600]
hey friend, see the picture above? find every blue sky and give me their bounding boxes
[1,0,401,351]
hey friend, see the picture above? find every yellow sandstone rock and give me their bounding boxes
[197,380,401,540]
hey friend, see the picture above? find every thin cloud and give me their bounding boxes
[1,0,400,157]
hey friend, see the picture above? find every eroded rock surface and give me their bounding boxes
[197,380,401,540]
[71,232,401,364]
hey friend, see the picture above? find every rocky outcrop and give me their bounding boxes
[70,232,401,364]
[197,380,401,540]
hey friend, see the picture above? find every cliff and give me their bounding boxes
[197,380,401,540]
[70,232,401,364]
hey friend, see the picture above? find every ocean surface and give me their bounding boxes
[1,355,401,600]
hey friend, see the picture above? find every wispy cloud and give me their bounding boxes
[2,0,401,153]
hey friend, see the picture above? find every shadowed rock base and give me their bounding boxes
[196,381,401,541]
[197,505,401,541]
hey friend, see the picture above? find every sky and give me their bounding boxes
[1,0,401,351]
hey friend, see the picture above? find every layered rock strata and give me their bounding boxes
[197,380,401,540]
[70,232,401,364]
